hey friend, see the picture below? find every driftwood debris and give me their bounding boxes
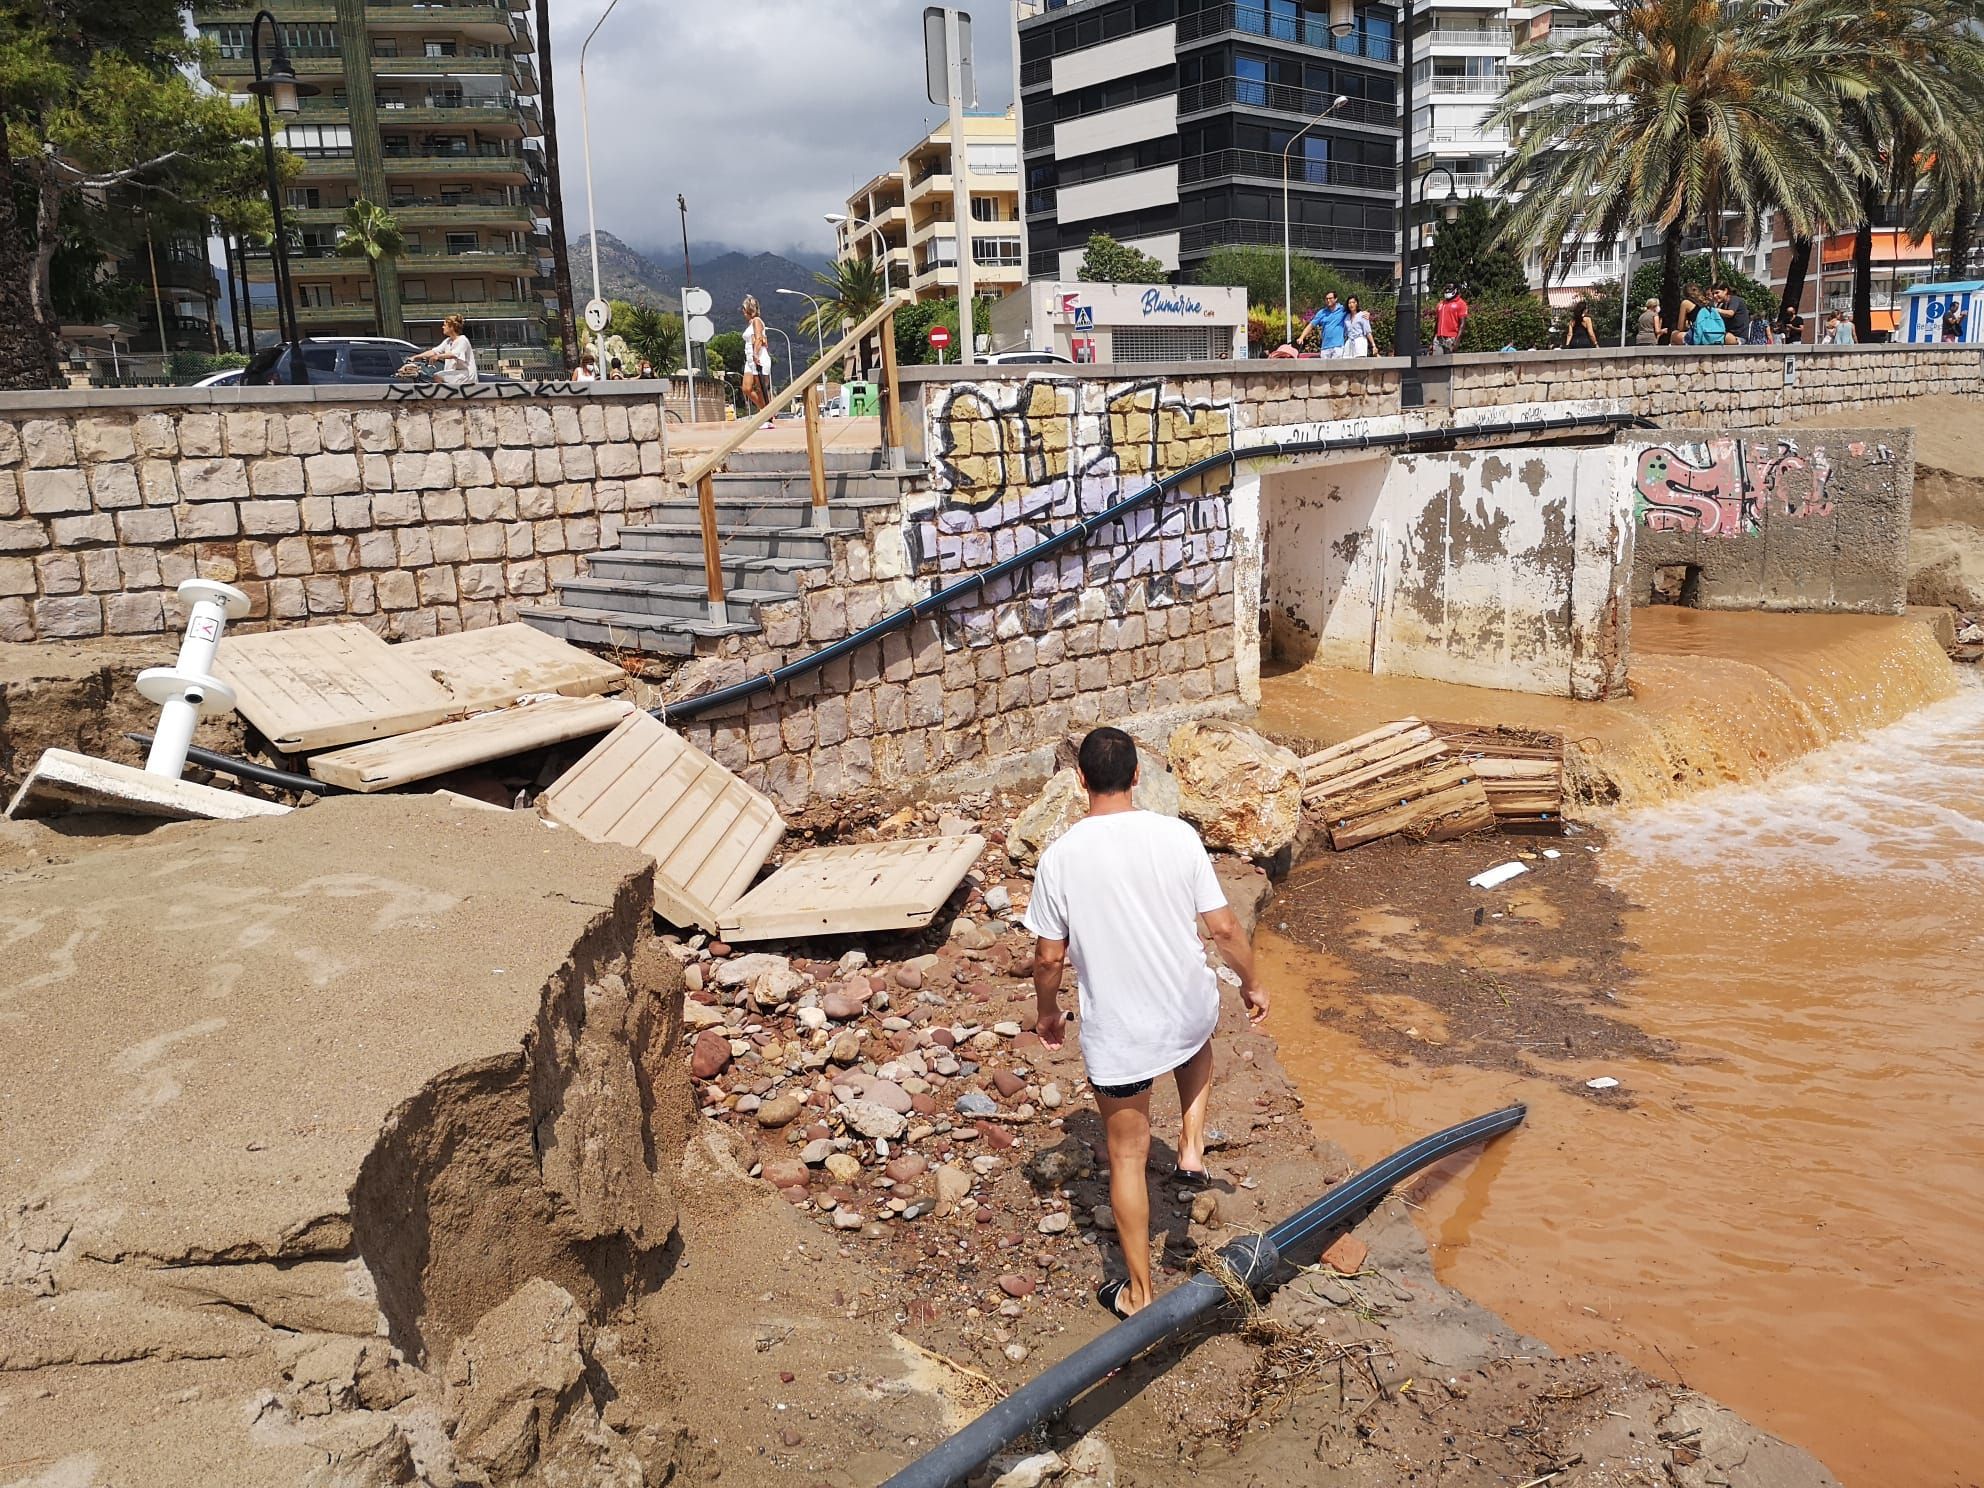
[1426,721,1567,828]
[1299,719,1496,850]
[1297,717,1568,850]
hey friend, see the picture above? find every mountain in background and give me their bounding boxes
[573,230,826,351]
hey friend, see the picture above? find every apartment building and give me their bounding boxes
[839,112,1024,305]
[193,0,555,370]
[1410,2,1621,303]
[1016,0,1401,283]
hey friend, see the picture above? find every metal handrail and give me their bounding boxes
[678,295,905,622]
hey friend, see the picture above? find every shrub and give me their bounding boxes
[1585,253,1780,347]
[1365,293,1555,355]
[1194,245,1375,322]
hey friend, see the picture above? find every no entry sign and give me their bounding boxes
[927,325,952,350]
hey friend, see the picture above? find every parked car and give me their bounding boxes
[983,348,1074,365]
[242,337,424,386]
[191,368,244,388]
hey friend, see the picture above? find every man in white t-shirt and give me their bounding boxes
[1023,726,1266,1320]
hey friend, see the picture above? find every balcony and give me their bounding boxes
[1421,75,1505,96]
[1178,149,1397,194]
[1178,218,1394,259]
[369,55,515,76]
[399,247,537,274]
[1178,5,1399,64]
[116,256,218,295]
[1175,79,1395,131]
[1425,28,1510,48]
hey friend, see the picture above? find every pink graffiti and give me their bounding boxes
[1635,438,1833,536]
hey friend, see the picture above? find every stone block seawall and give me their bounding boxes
[1627,426,1915,611]
[0,385,679,644]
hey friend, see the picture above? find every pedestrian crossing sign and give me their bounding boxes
[1073,305,1095,329]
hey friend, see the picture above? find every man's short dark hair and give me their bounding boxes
[1077,727,1138,794]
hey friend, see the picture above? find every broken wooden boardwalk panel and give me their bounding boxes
[537,711,785,932]
[1329,778,1496,850]
[398,622,626,711]
[720,835,987,943]
[214,623,458,752]
[306,695,635,793]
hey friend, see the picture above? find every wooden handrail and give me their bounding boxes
[680,295,903,488]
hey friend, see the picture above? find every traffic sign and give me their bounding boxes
[680,286,712,316]
[1073,304,1095,329]
[927,324,952,349]
[686,314,714,345]
[583,297,609,333]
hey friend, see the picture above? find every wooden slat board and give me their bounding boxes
[398,622,626,711]
[536,712,785,931]
[720,835,986,943]
[306,695,635,793]
[214,624,458,752]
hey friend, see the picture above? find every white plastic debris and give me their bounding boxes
[1585,1076,1620,1091]
[1542,849,1562,859]
[1467,861,1530,890]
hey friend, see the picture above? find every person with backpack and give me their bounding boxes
[1687,285,1727,346]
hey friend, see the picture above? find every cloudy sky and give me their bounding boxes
[544,1,1017,261]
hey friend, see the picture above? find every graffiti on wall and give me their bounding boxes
[910,377,1235,642]
[1634,436,1841,535]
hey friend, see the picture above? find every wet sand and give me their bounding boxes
[1259,614,1983,1485]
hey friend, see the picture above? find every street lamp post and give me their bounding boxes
[245,10,317,383]
[1416,165,1458,306]
[1390,1,1424,407]
[826,212,894,295]
[766,325,794,389]
[578,0,623,322]
[1281,95,1348,345]
[777,288,828,364]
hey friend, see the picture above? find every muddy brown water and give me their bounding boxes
[1259,610,1982,1486]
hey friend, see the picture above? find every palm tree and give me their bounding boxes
[800,256,886,372]
[334,200,405,337]
[619,299,681,372]
[1488,0,1863,333]
[534,0,579,361]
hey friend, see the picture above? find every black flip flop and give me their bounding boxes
[1096,1279,1133,1320]
[1170,1166,1212,1189]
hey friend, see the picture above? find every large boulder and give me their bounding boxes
[1166,720,1303,859]
[1007,763,1181,870]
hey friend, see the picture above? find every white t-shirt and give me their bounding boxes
[1022,811,1229,1087]
[436,333,477,386]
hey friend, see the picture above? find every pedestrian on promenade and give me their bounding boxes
[1826,311,1858,344]
[1716,285,1753,345]
[1685,285,1726,346]
[1943,303,1968,342]
[1433,283,1469,354]
[1344,295,1373,357]
[1634,298,1665,346]
[1299,290,1349,357]
[740,294,772,410]
[410,313,477,387]
[1563,297,1599,348]
[1775,305,1805,344]
[1669,287,1699,345]
[572,348,598,382]
[1023,727,1267,1321]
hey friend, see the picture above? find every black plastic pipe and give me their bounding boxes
[879,1102,1527,1488]
[659,414,1644,723]
[123,732,329,796]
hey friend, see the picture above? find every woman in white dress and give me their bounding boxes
[412,313,477,386]
[739,294,771,411]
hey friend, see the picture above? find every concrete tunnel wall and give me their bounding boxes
[1263,445,1633,700]
[1626,427,1915,613]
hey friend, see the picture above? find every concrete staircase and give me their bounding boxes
[518,448,920,656]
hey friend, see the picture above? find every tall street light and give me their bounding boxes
[1416,165,1459,304]
[578,0,624,322]
[777,287,827,363]
[1280,93,1348,345]
[766,325,794,388]
[825,212,893,295]
[245,10,317,383]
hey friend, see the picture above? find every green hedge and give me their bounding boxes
[1366,294,1556,355]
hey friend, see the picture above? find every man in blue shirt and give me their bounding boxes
[1300,290,1348,356]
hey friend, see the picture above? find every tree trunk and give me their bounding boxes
[1948,191,1976,281]
[1781,236,1813,327]
[0,125,60,387]
[1660,221,1683,340]
[1852,184,1877,342]
[536,0,579,364]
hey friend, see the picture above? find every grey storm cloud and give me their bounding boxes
[545,0,1017,258]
